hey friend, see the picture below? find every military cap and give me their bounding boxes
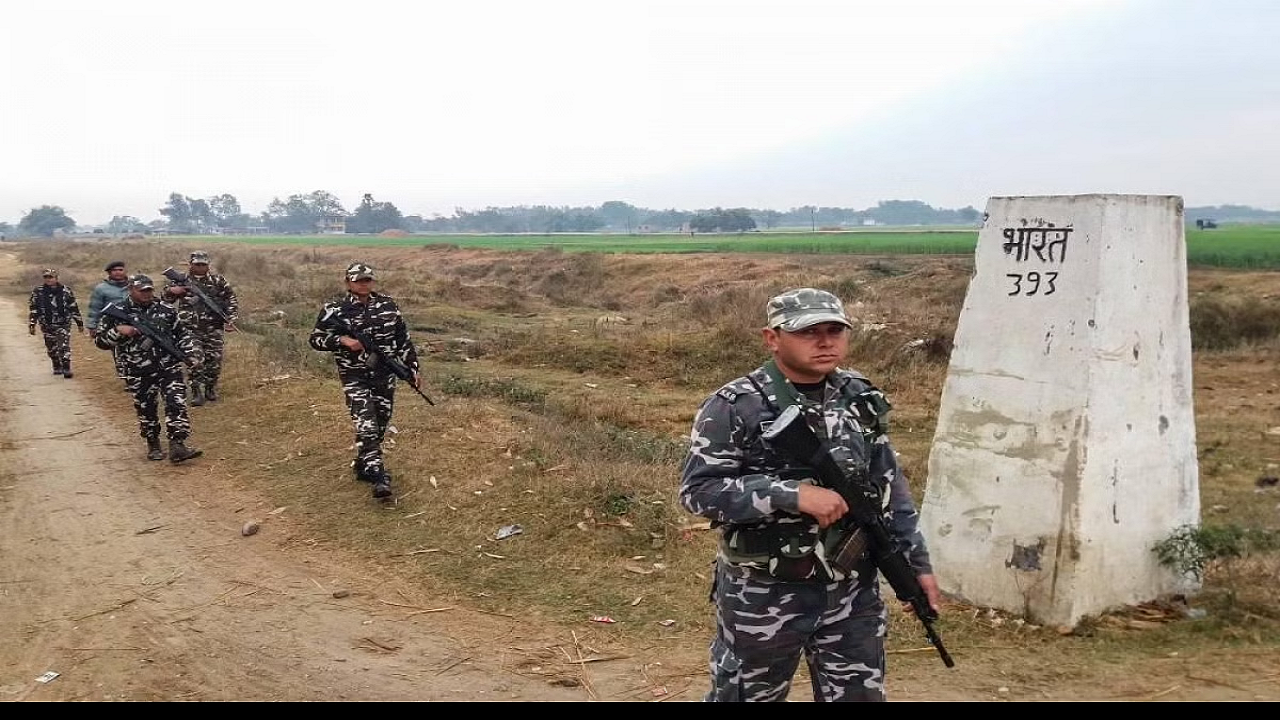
[766,287,852,332]
[346,262,376,281]
[42,268,58,277]
[104,260,126,272]
[128,273,155,289]
[189,250,210,264]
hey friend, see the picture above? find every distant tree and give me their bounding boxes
[261,191,348,234]
[639,208,692,231]
[754,209,783,229]
[106,215,147,234]
[207,193,242,228]
[598,200,639,232]
[18,205,76,237]
[455,207,523,233]
[307,190,346,218]
[189,198,213,232]
[159,193,196,233]
[866,199,935,225]
[691,207,756,233]
[347,193,405,234]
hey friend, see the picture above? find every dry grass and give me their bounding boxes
[8,238,1280,697]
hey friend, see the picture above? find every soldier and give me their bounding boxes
[94,273,203,464]
[678,287,941,702]
[308,262,421,500]
[85,260,131,383]
[162,250,239,406]
[27,268,84,378]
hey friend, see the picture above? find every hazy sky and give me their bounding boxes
[3,0,1277,225]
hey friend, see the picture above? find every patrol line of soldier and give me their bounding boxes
[28,253,239,465]
[30,256,417,502]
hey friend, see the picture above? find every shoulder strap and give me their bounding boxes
[762,360,803,413]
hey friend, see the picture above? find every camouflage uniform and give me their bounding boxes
[94,275,201,462]
[86,261,130,381]
[27,270,84,377]
[308,264,419,493]
[679,289,932,703]
[162,251,239,402]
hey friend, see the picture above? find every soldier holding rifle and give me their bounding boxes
[308,262,423,500]
[94,274,203,464]
[163,250,239,406]
[679,287,942,702]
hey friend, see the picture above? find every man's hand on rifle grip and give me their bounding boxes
[796,483,848,529]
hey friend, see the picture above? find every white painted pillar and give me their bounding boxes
[919,194,1200,627]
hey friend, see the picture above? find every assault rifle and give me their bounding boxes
[318,307,434,405]
[100,303,188,364]
[762,404,955,668]
[162,267,236,329]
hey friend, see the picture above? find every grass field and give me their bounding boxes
[4,239,1279,700]
[145,225,1280,268]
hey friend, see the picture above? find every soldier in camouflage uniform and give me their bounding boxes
[679,287,941,702]
[94,274,203,464]
[308,262,421,500]
[163,250,239,406]
[27,268,84,378]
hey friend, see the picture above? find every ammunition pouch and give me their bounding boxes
[721,521,820,581]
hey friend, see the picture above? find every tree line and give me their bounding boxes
[3,191,992,238]
[8,189,1275,239]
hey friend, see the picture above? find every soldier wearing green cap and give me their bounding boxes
[308,262,421,500]
[27,267,84,377]
[163,250,239,405]
[94,274,203,464]
[679,287,941,702]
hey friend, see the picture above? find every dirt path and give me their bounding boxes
[0,281,655,701]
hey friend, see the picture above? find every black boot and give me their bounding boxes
[371,470,393,499]
[190,383,205,407]
[146,437,165,461]
[62,362,73,379]
[204,383,219,402]
[169,440,203,464]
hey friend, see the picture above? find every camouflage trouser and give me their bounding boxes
[704,559,887,702]
[124,366,192,442]
[187,324,226,388]
[339,371,397,475]
[38,323,73,371]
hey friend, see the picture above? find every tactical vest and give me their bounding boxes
[717,360,892,581]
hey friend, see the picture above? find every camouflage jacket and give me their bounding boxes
[679,363,932,581]
[307,292,420,377]
[28,284,83,328]
[162,272,238,328]
[93,297,194,374]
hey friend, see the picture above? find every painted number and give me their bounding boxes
[1006,271,1058,296]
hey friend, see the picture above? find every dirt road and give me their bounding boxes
[0,288,651,702]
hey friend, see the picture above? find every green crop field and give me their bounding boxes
[162,225,1280,269]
